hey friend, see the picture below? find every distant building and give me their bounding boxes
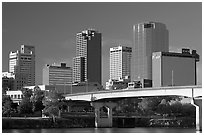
[6,90,23,104]
[2,72,15,91]
[132,22,169,82]
[9,45,35,90]
[128,79,152,89]
[2,72,15,78]
[106,76,130,90]
[152,48,199,87]
[110,46,132,80]
[43,63,72,85]
[24,83,103,94]
[73,29,102,84]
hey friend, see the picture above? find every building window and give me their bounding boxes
[14,95,17,99]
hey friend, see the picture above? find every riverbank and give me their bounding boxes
[2,117,195,129]
[2,117,95,129]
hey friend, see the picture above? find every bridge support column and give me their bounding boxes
[90,102,117,128]
[191,98,202,131]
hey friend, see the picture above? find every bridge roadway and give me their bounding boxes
[64,85,202,101]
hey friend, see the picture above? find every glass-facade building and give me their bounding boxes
[132,22,169,81]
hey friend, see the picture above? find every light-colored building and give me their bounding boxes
[9,51,18,73]
[43,63,72,85]
[6,90,23,104]
[132,22,169,82]
[73,29,102,84]
[110,46,132,80]
[2,72,15,78]
[9,45,35,90]
[106,76,130,90]
[152,49,199,87]
[72,56,85,83]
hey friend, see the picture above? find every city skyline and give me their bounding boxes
[2,2,202,86]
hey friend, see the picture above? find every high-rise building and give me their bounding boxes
[9,45,35,90]
[43,63,72,85]
[132,22,169,81]
[110,46,132,80]
[72,56,85,83]
[152,49,199,87]
[73,29,102,84]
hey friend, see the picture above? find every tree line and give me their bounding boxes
[3,87,195,119]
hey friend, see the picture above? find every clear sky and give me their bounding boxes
[2,2,202,86]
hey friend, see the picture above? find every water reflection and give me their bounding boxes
[3,127,200,133]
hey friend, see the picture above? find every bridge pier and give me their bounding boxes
[191,98,202,131]
[90,102,117,128]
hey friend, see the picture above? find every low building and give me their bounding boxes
[128,79,152,89]
[106,76,130,90]
[6,90,23,104]
[152,48,199,87]
[25,83,103,94]
[43,63,72,85]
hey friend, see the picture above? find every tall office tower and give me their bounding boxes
[110,46,132,80]
[73,29,102,84]
[132,22,169,81]
[72,56,85,83]
[43,63,72,85]
[9,45,35,90]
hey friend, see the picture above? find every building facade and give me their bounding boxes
[132,22,169,82]
[72,56,85,83]
[73,29,102,84]
[110,46,132,80]
[2,72,15,91]
[9,45,35,90]
[43,63,72,85]
[152,49,199,87]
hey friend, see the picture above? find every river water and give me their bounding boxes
[2,127,201,133]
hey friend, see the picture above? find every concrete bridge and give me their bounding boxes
[63,85,202,130]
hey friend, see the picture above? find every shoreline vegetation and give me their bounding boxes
[2,116,195,129]
[3,88,196,130]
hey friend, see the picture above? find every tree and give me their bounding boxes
[156,99,171,116]
[31,86,45,113]
[42,91,65,122]
[18,88,33,115]
[181,103,195,117]
[138,97,161,115]
[2,95,13,117]
[169,100,182,116]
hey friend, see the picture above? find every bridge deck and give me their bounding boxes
[64,85,202,101]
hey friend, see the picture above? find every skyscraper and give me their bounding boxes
[72,56,85,83]
[9,45,35,90]
[132,22,169,81]
[43,63,72,85]
[110,46,132,80]
[73,29,102,84]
